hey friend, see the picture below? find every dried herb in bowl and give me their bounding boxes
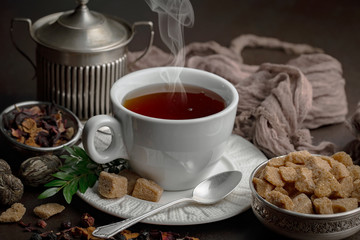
[2,103,75,148]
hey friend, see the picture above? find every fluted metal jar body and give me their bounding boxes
[36,47,128,120]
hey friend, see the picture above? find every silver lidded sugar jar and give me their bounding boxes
[11,0,154,120]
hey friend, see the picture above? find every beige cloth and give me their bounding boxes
[345,103,360,164]
[128,34,348,158]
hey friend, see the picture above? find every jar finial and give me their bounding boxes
[77,0,89,6]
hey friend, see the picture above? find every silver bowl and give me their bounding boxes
[0,101,82,157]
[250,160,360,240]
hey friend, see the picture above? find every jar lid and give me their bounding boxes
[31,0,132,52]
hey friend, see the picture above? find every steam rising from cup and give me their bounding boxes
[145,0,194,91]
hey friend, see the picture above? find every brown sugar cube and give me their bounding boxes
[305,156,331,175]
[292,193,313,214]
[268,156,286,167]
[265,190,294,210]
[295,167,315,194]
[284,161,305,169]
[351,179,360,201]
[279,166,297,182]
[319,156,334,165]
[263,166,284,187]
[274,186,289,196]
[132,178,163,202]
[333,176,354,198]
[348,165,360,181]
[317,171,340,192]
[313,197,333,214]
[330,161,350,180]
[257,168,265,179]
[332,198,358,213]
[332,151,353,167]
[285,150,312,164]
[0,203,26,222]
[98,171,127,199]
[252,177,274,198]
[33,203,65,220]
[314,180,332,198]
[119,169,141,195]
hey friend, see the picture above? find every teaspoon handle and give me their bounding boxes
[92,197,193,239]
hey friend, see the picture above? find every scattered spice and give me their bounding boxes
[80,213,95,227]
[15,212,200,240]
[25,226,42,233]
[37,219,47,229]
[60,220,72,230]
[18,220,31,228]
[2,103,75,148]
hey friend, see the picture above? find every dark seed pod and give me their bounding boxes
[0,159,11,174]
[19,155,62,187]
[0,173,24,205]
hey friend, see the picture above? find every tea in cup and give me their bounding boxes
[82,67,238,191]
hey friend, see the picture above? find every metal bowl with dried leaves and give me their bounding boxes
[0,101,82,157]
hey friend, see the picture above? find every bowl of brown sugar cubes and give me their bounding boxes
[250,150,360,240]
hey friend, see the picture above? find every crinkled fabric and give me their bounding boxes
[345,102,360,164]
[128,34,348,158]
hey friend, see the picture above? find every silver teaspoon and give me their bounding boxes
[92,170,242,239]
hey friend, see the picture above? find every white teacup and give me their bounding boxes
[82,67,238,191]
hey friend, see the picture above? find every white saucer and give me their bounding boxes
[77,134,267,225]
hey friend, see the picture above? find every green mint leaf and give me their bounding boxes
[60,154,73,160]
[59,165,75,173]
[63,178,79,204]
[72,145,89,160]
[87,173,98,188]
[78,176,89,193]
[63,145,76,156]
[61,155,78,164]
[76,160,90,169]
[44,179,68,187]
[38,187,60,199]
[53,171,75,181]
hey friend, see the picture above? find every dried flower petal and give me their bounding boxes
[11,128,22,138]
[80,213,95,227]
[22,118,37,133]
[26,106,42,116]
[25,136,40,147]
[64,127,74,140]
[37,219,47,228]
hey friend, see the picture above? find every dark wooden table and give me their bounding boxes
[1,1,360,239]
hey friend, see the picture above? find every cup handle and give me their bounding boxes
[82,115,124,164]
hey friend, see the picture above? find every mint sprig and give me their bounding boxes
[38,145,128,204]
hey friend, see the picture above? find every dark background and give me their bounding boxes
[1,0,360,239]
